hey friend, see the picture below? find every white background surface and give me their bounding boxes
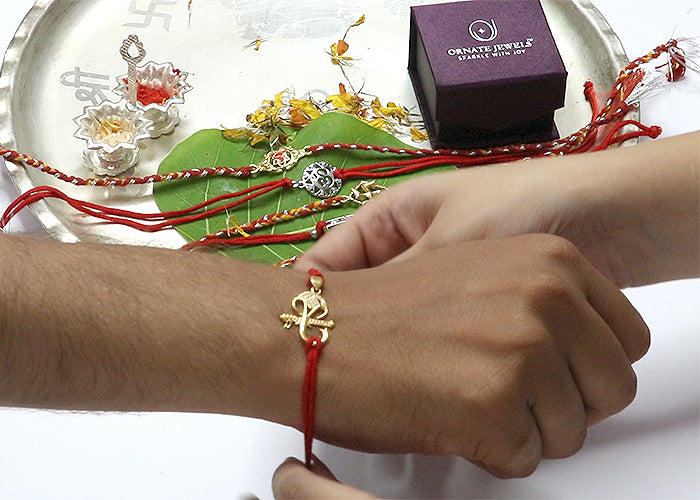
[1,1,698,498]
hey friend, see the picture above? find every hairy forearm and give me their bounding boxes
[0,231,652,477]
[0,235,303,424]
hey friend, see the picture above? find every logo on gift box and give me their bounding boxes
[469,19,498,42]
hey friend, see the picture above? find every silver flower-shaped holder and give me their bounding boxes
[114,61,192,138]
[74,99,152,176]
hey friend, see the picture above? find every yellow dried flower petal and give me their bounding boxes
[222,127,252,140]
[290,99,322,120]
[366,117,388,129]
[330,85,363,110]
[410,127,430,142]
[249,133,270,146]
[350,14,366,28]
[273,91,288,109]
[248,108,272,126]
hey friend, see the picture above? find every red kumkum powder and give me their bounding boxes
[121,77,174,106]
[137,84,172,106]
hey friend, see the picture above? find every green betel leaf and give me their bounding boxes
[153,113,454,264]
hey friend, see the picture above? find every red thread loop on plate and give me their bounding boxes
[0,178,294,232]
[314,220,329,239]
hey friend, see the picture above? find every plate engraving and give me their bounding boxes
[124,0,178,31]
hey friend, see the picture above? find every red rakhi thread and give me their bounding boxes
[0,149,256,187]
[303,335,325,467]
[0,145,313,188]
[0,116,661,238]
[301,268,327,467]
[0,179,292,231]
[181,201,344,250]
[182,180,383,250]
[279,268,334,467]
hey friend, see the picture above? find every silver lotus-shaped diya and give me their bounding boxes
[114,61,192,138]
[73,99,152,176]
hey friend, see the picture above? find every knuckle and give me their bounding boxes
[535,233,582,266]
[526,270,577,311]
[632,323,652,362]
[518,233,583,269]
[549,418,587,459]
[565,426,588,457]
[594,367,639,418]
[466,436,542,479]
[611,367,639,412]
[466,410,543,478]
[496,431,542,478]
[500,314,555,356]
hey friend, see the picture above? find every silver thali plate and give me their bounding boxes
[0,0,634,247]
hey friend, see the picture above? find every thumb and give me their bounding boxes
[272,457,377,499]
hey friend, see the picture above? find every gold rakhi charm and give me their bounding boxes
[253,146,312,174]
[280,273,334,343]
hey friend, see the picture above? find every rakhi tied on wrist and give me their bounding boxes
[280,268,334,467]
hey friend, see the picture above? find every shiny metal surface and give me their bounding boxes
[0,0,633,247]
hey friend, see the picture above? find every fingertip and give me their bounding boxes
[271,457,305,499]
[271,456,337,496]
[292,254,321,273]
[272,456,377,499]
[272,456,303,482]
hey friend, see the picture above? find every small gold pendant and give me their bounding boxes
[280,274,334,343]
[254,146,312,174]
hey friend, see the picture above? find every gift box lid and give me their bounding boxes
[409,0,567,131]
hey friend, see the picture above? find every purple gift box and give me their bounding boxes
[408,0,567,148]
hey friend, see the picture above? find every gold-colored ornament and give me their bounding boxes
[280,274,334,343]
[347,180,387,205]
[252,146,312,174]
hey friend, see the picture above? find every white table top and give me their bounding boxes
[1,1,698,498]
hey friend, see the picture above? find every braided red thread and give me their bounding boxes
[622,39,677,78]
[667,49,686,81]
[1,148,255,187]
[311,51,667,163]
[239,197,345,233]
[181,197,345,250]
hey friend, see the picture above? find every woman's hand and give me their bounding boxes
[298,132,699,288]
